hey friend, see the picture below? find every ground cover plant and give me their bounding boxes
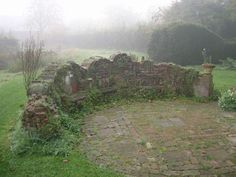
[219,88,236,111]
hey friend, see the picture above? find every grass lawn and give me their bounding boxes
[0,71,122,177]
[0,49,235,177]
[213,68,236,91]
[186,65,236,91]
[58,48,147,64]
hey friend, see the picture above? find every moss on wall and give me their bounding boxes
[22,53,213,133]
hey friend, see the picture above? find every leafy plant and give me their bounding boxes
[210,89,221,101]
[36,116,62,141]
[11,111,82,157]
[218,88,236,111]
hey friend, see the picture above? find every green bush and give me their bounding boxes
[220,57,236,69]
[148,23,224,65]
[218,88,236,111]
[36,116,62,141]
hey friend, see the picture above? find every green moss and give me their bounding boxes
[183,68,199,96]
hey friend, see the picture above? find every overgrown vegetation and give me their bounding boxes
[1,48,236,177]
[1,59,236,176]
[219,88,236,111]
[11,112,80,156]
[0,71,122,177]
[10,86,187,157]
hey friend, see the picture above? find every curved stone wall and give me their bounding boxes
[22,53,214,130]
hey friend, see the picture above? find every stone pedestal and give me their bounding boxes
[193,73,213,97]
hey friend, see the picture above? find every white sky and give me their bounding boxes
[0,0,173,30]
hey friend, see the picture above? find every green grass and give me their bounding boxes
[0,73,26,147]
[0,70,122,177]
[186,65,236,91]
[213,68,236,91]
[0,70,21,87]
[58,48,147,64]
[0,73,27,175]
[1,152,122,177]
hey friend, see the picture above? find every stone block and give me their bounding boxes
[193,73,213,97]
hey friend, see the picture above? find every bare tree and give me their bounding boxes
[19,36,43,92]
[27,0,61,41]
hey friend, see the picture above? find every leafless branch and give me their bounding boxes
[19,36,43,93]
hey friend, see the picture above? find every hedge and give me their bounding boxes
[148,23,226,65]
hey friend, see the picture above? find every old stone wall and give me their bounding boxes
[22,53,214,130]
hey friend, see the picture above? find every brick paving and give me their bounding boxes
[80,100,236,176]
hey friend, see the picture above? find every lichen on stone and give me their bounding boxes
[22,53,214,135]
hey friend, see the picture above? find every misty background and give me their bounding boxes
[0,0,171,51]
[1,0,236,69]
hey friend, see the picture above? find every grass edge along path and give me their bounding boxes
[0,74,122,177]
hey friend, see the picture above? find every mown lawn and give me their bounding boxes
[0,72,122,177]
[186,65,236,91]
[213,68,236,91]
[58,48,147,64]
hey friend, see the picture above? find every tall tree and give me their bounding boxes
[27,0,61,41]
[156,0,236,39]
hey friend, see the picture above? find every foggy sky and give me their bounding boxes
[0,0,173,31]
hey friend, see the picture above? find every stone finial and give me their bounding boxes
[202,63,215,74]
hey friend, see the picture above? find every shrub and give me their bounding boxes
[19,36,43,91]
[220,57,236,69]
[211,89,221,101]
[36,116,62,141]
[148,23,224,65]
[218,88,236,111]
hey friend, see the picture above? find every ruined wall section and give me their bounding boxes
[22,53,214,130]
[87,54,201,97]
[22,62,87,130]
